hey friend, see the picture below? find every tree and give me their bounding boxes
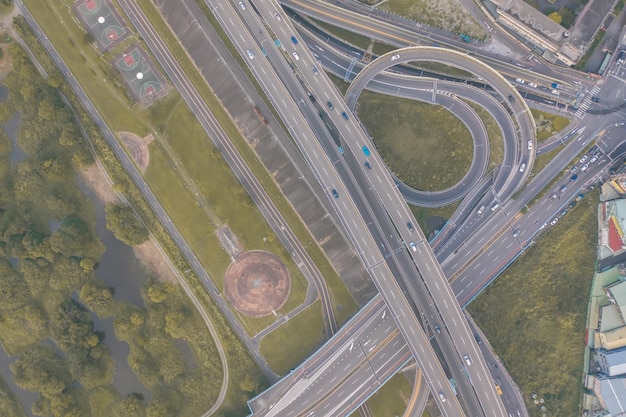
[0,259,30,310]
[104,204,149,246]
[145,278,174,304]
[548,11,562,24]
[11,344,72,396]
[48,215,97,258]
[79,279,114,318]
[113,393,146,417]
[48,255,91,291]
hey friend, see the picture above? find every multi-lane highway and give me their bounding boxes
[227,1,512,415]
[22,0,626,415]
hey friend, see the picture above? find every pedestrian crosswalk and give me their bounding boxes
[575,85,601,119]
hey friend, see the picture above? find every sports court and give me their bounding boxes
[74,0,128,51]
[114,45,167,105]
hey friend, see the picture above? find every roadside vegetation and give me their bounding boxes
[357,90,473,192]
[0,41,266,417]
[469,190,598,417]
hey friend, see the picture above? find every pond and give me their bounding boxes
[79,179,152,401]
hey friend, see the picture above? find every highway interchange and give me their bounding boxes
[19,0,626,416]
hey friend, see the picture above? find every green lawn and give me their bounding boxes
[259,301,326,376]
[357,90,473,192]
[531,109,571,142]
[468,190,598,417]
[366,373,413,417]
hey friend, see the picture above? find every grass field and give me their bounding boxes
[468,190,598,417]
[259,301,326,375]
[531,109,571,142]
[357,90,473,192]
[467,102,503,170]
[366,372,413,417]
[25,0,356,379]
[377,0,486,40]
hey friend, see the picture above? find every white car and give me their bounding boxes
[391,54,400,61]
[528,82,537,88]
[527,140,533,150]
[409,242,417,252]
[590,155,598,163]
[464,354,472,366]
[515,77,525,84]
[581,163,589,172]
[292,52,300,61]
[550,218,559,226]
[238,1,246,9]
[246,50,254,59]
[439,392,447,403]
[551,89,560,95]
[273,12,281,20]
[579,155,588,164]
[519,163,526,173]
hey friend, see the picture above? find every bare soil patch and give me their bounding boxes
[118,131,154,172]
[224,250,291,317]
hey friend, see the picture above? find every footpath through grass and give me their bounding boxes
[468,190,598,417]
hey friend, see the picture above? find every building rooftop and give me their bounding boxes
[600,347,626,376]
[595,377,626,416]
[607,280,626,321]
[609,217,624,253]
[600,326,626,350]
[600,304,625,332]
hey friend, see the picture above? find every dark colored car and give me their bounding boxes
[591,96,600,103]
[331,189,339,199]
[364,161,372,170]
[341,111,349,120]
[570,174,578,181]
[327,101,334,110]
[508,95,515,103]
[407,222,414,232]
[290,36,298,45]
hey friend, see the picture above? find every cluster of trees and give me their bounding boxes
[0,42,264,417]
[105,203,149,246]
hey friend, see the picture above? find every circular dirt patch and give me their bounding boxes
[224,250,291,317]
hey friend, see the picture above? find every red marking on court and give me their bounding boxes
[146,86,155,96]
[85,0,96,11]
[123,53,135,66]
[107,29,118,42]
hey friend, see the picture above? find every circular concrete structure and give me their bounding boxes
[224,250,291,317]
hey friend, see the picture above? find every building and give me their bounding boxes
[606,280,626,323]
[598,347,626,376]
[593,377,626,416]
